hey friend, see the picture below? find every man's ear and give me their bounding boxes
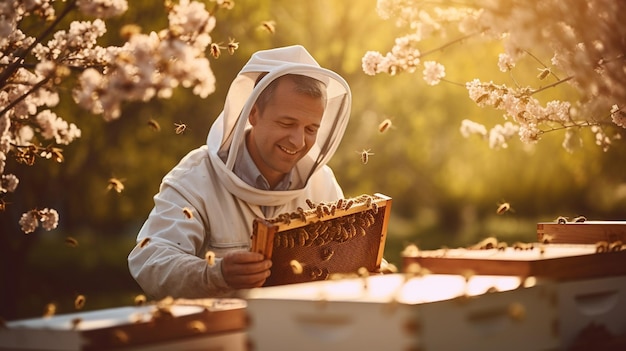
[249,104,259,126]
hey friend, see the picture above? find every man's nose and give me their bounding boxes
[288,127,306,148]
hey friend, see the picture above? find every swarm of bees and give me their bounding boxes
[595,240,624,253]
[273,211,376,249]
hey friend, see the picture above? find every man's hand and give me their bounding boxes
[221,251,272,289]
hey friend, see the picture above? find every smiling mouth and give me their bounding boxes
[279,145,298,155]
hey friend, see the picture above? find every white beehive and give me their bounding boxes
[0,299,247,351]
[243,273,560,351]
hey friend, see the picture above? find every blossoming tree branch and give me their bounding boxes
[362,0,625,151]
[0,0,236,233]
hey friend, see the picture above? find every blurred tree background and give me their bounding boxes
[1,0,625,320]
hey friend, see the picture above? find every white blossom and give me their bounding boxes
[422,61,445,85]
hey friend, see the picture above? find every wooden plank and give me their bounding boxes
[537,221,626,244]
[402,245,626,280]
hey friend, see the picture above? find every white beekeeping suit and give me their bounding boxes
[128,45,352,299]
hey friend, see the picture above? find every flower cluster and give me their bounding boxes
[363,0,626,151]
[18,208,60,234]
[1,0,236,233]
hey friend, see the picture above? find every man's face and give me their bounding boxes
[247,78,325,188]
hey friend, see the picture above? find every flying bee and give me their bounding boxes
[43,303,56,318]
[139,237,150,248]
[496,202,512,215]
[357,149,374,164]
[290,259,303,274]
[182,207,194,219]
[210,42,221,58]
[187,320,207,333]
[147,118,161,132]
[227,37,239,55]
[0,198,8,211]
[74,294,86,310]
[107,177,125,193]
[378,118,393,133]
[205,251,216,266]
[111,329,130,345]
[134,294,147,306]
[174,122,187,135]
[259,20,276,34]
[65,236,79,248]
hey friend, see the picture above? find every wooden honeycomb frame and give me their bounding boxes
[251,193,392,286]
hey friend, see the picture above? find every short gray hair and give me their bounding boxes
[254,74,326,113]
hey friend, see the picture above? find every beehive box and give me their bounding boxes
[537,220,626,244]
[243,273,560,351]
[0,298,247,351]
[251,193,392,286]
[402,244,626,281]
[557,275,626,350]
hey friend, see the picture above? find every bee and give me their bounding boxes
[205,251,216,266]
[336,198,344,210]
[174,122,187,135]
[210,42,221,58]
[43,303,56,318]
[305,198,316,209]
[139,237,150,248]
[296,207,307,222]
[508,302,526,321]
[537,68,551,80]
[0,198,9,211]
[496,202,511,215]
[357,267,369,277]
[71,317,82,330]
[471,236,498,250]
[187,320,207,333]
[227,37,239,55]
[111,329,130,345]
[556,216,568,224]
[290,259,303,274]
[344,199,354,210]
[65,236,79,247]
[120,24,142,40]
[378,118,393,133]
[74,294,86,310]
[107,177,125,193]
[357,149,374,164]
[147,118,161,131]
[401,243,420,257]
[595,241,609,253]
[182,207,194,219]
[609,240,623,252]
[134,294,147,306]
[259,20,276,34]
[321,247,334,261]
[540,234,554,244]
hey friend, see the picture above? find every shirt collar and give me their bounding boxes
[233,138,292,191]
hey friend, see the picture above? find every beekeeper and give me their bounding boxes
[128,45,352,299]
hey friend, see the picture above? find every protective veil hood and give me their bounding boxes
[206,45,352,206]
